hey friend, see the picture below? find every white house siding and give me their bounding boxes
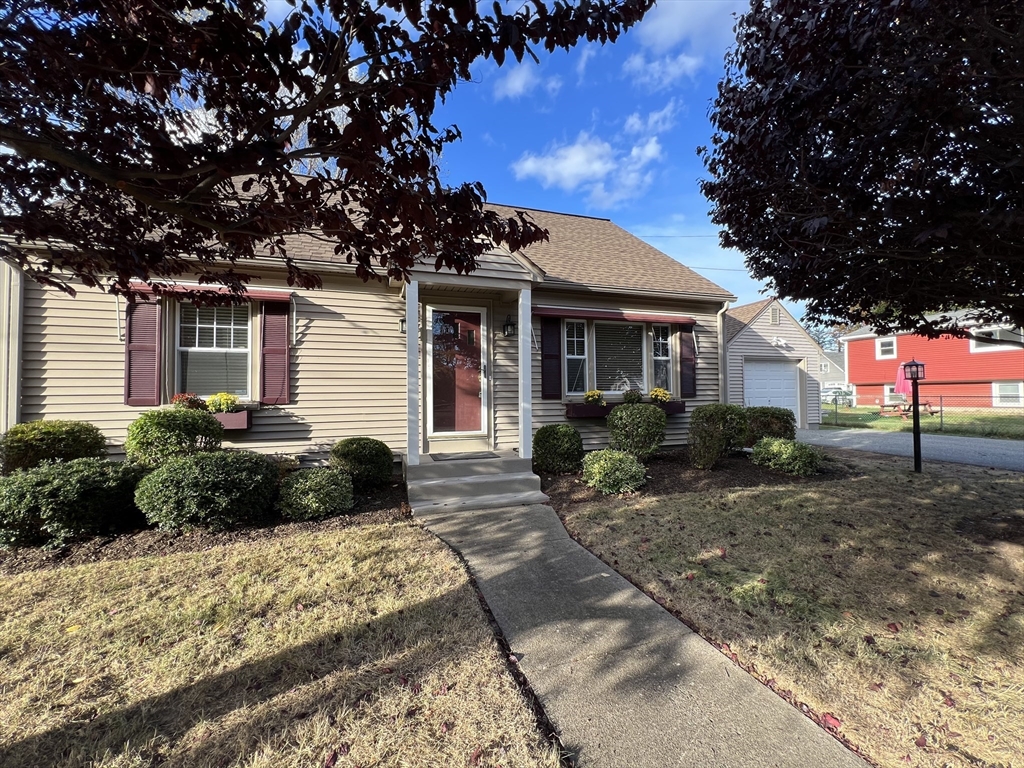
[726,306,822,427]
[19,271,410,460]
[530,290,725,450]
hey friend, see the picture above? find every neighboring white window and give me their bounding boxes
[769,305,780,325]
[875,337,897,359]
[993,381,1024,407]
[970,328,1024,353]
[884,384,903,404]
[820,361,830,373]
[595,322,646,392]
[177,303,251,398]
[652,324,672,391]
[564,320,587,394]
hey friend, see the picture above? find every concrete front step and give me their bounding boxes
[408,471,542,505]
[410,489,550,515]
[406,455,532,482]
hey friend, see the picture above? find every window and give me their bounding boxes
[769,306,780,325]
[652,324,672,390]
[875,337,897,359]
[564,321,587,393]
[177,303,250,398]
[820,361,830,373]
[993,381,1024,407]
[971,328,1024,353]
[594,323,645,392]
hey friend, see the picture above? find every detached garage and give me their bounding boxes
[724,299,824,428]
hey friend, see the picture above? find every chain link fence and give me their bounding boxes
[826,395,1024,440]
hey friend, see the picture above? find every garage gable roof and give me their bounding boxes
[724,298,774,341]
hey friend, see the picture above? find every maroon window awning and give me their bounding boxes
[129,282,291,303]
[532,306,696,325]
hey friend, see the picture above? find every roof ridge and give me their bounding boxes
[486,202,611,222]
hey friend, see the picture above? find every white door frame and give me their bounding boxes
[425,303,490,439]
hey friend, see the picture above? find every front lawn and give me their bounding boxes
[822,405,1024,439]
[547,450,1024,768]
[0,515,559,768]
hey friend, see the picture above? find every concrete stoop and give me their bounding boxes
[405,453,549,514]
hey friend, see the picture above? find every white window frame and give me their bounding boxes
[769,305,780,325]
[884,384,903,404]
[970,328,1024,353]
[875,337,897,359]
[563,319,588,395]
[651,323,673,393]
[820,361,830,373]
[175,301,253,400]
[992,381,1024,408]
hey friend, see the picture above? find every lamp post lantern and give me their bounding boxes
[903,359,926,472]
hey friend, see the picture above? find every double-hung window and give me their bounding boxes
[564,321,588,393]
[594,322,646,392]
[652,324,672,390]
[993,382,1024,407]
[177,303,251,398]
[875,337,896,359]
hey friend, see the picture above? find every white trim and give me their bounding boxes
[970,328,1024,353]
[651,323,672,392]
[0,264,23,432]
[875,337,897,359]
[405,281,420,466]
[518,288,532,459]
[563,318,588,395]
[174,301,253,399]
[425,304,490,439]
[992,381,1024,408]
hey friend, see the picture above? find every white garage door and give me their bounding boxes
[743,360,799,421]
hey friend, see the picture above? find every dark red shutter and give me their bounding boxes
[540,316,562,400]
[124,299,162,406]
[676,324,697,399]
[261,302,291,405]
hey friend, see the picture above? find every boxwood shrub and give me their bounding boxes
[533,424,584,474]
[751,437,823,476]
[135,450,278,531]
[0,420,107,474]
[278,468,354,521]
[582,449,647,495]
[124,408,224,467]
[329,437,394,490]
[607,403,666,461]
[688,404,748,470]
[745,406,797,446]
[0,458,146,548]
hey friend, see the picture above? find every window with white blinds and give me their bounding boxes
[564,321,587,393]
[594,323,645,392]
[177,304,250,397]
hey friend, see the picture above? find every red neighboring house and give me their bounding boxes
[842,321,1024,408]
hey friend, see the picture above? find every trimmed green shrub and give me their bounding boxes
[751,437,823,476]
[607,403,666,461]
[533,424,584,474]
[622,389,644,404]
[278,468,354,521]
[582,449,647,495]
[135,450,278,531]
[329,437,394,490]
[124,408,223,467]
[688,404,749,470]
[0,420,107,474]
[745,406,797,446]
[0,459,145,548]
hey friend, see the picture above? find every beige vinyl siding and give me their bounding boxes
[530,290,725,450]
[726,305,822,426]
[20,273,409,460]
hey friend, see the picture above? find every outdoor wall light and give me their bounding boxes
[903,359,925,380]
[503,314,517,338]
[399,318,407,334]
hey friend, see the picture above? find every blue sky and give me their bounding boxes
[429,0,780,310]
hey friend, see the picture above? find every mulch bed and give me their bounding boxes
[541,447,851,513]
[0,481,410,578]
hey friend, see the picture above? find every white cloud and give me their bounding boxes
[545,76,563,97]
[624,99,678,135]
[635,0,747,56]
[623,52,702,91]
[576,47,596,83]
[493,64,562,101]
[511,132,663,209]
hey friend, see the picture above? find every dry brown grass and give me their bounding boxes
[559,452,1024,768]
[0,523,559,768]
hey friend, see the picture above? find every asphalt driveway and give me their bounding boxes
[797,428,1024,473]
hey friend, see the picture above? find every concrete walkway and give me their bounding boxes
[416,503,868,768]
[798,428,1024,472]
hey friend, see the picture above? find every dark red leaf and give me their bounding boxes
[324,750,338,768]
[863,634,876,645]
[822,713,841,730]
[915,734,927,748]
[470,747,484,765]
[886,622,902,633]
[868,682,883,692]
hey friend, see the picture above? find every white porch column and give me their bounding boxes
[0,264,23,433]
[518,287,532,460]
[405,280,420,466]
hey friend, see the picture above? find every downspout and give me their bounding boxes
[717,300,730,404]
[0,263,24,432]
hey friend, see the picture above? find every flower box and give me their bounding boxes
[657,401,687,415]
[565,403,614,419]
[213,410,252,430]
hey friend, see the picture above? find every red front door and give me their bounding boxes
[430,309,483,433]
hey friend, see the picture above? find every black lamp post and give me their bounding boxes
[903,359,926,472]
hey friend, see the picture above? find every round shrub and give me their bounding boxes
[135,450,278,531]
[622,389,644,405]
[0,419,107,474]
[745,406,797,446]
[751,437,823,476]
[688,404,749,470]
[533,424,584,474]
[582,449,647,495]
[329,437,394,490]
[125,408,223,467]
[0,459,146,548]
[607,403,666,462]
[278,468,354,521]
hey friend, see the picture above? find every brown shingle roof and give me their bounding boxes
[487,204,734,300]
[724,298,774,341]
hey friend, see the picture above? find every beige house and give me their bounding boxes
[723,298,823,428]
[0,206,735,485]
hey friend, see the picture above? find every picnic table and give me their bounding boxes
[877,401,940,419]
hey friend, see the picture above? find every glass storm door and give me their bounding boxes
[429,309,484,434]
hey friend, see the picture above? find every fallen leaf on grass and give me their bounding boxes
[886,622,902,633]
[470,747,484,765]
[822,713,841,731]
[324,750,338,768]
[868,682,883,692]
[915,734,927,748]
[685,573,695,581]
[863,635,876,645]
